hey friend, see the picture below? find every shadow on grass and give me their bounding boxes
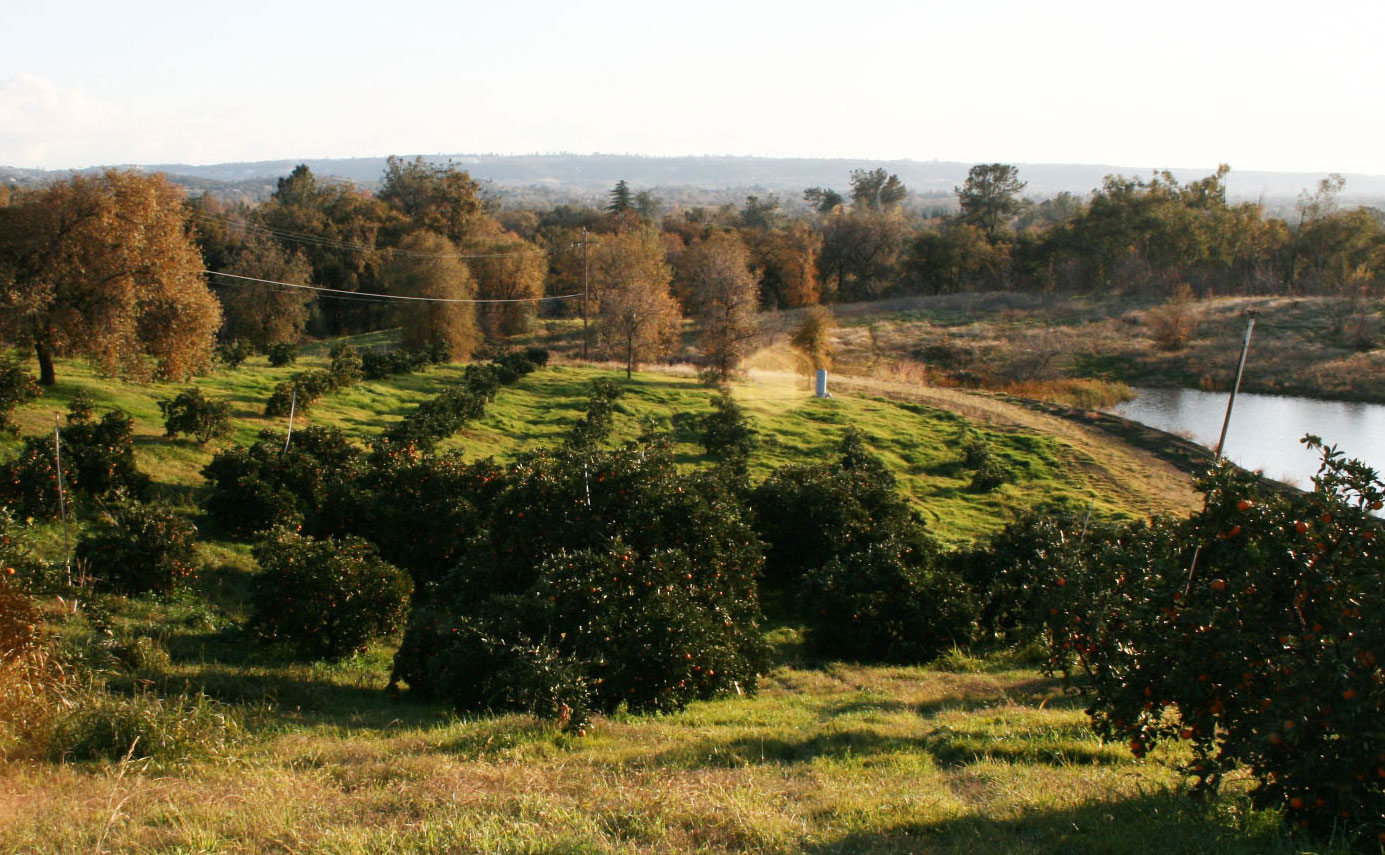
[652,728,924,769]
[651,710,1125,772]
[142,659,448,732]
[799,789,1326,855]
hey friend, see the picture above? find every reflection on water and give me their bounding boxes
[1108,388,1385,488]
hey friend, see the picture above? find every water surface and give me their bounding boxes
[1108,387,1385,488]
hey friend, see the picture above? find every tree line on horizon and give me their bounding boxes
[1,156,1382,387]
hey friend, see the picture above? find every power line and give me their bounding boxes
[188,210,568,261]
[206,269,581,304]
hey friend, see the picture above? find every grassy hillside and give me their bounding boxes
[1,345,1195,545]
[9,347,1311,855]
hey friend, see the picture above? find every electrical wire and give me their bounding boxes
[206,269,580,304]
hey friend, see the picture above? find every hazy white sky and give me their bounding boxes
[3,0,1382,174]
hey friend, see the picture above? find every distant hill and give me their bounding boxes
[7,154,1385,210]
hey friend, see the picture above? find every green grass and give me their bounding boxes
[1,628,1345,854]
[4,354,1141,544]
[0,347,1274,853]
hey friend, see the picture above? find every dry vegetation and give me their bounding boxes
[779,292,1385,405]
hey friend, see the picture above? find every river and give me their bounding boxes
[1107,387,1385,488]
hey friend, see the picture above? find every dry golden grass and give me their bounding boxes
[0,654,1333,855]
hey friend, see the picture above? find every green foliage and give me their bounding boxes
[751,428,918,590]
[313,448,502,589]
[361,348,422,380]
[699,392,757,479]
[385,363,501,448]
[250,527,412,660]
[392,440,769,723]
[48,690,242,764]
[0,356,40,434]
[65,391,93,424]
[956,163,1027,240]
[952,506,1121,643]
[75,500,199,595]
[202,426,363,538]
[215,339,254,369]
[158,387,232,444]
[0,409,149,519]
[264,369,335,418]
[327,341,364,387]
[564,379,624,451]
[266,342,298,367]
[383,351,545,449]
[0,509,45,591]
[1045,441,1385,842]
[960,428,1013,492]
[802,534,975,663]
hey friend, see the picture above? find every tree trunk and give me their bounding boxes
[35,341,56,386]
[626,338,633,379]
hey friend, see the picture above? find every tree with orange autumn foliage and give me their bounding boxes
[0,170,221,385]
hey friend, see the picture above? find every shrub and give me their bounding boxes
[392,440,768,724]
[312,447,501,589]
[0,410,149,519]
[802,534,975,663]
[0,356,40,435]
[361,348,428,380]
[328,342,364,387]
[385,363,502,447]
[491,350,541,385]
[250,528,412,660]
[0,509,45,589]
[564,379,624,450]
[952,505,1122,644]
[215,339,254,369]
[958,427,1012,492]
[1147,283,1199,351]
[202,426,363,538]
[264,369,335,417]
[699,392,757,478]
[76,500,199,595]
[266,341,298,367]
[158,387,233,443]
[752,429,918,590]
[1045,440,1385,842]
[66,391,94,423]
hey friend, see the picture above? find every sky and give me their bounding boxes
[3,0,1383,175]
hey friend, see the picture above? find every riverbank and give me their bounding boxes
[813,292,1385,405]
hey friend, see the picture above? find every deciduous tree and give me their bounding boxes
[384,231,478,360]
[379,156,491,245]
[467,235,548,338]
[850,168,907,211]
[746,223,821,308]
[217,233,315,349]
[678,232,760,380]
[591,230,679,377]
[957,163,1027,241]
[0,170,222,385]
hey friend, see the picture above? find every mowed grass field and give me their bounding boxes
[4,345,1334,854]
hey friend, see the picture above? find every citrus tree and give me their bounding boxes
[1046,438,1385,841]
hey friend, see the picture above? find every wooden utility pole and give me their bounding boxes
[581,228,591,360]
